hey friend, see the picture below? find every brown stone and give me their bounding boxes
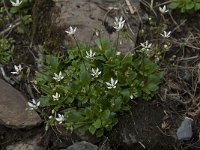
[0,79,41,128]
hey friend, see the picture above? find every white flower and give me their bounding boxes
[11,64,22,75]
[53,71,64,82]
[10,0,23,7]
[116,52,121,55]
[140,41,152,51]
[148,17,152,21]
[91,68,101,78]
[95,31,99,36]
[52,92,60,101]
[130,95,134,99]
[114,16,125,26]
[159,5,169,13]
[164,44,168,49]
[51,109,55,114]
[114,16,125,32]
[65,26,77,35]
[86,49,95,59]
[56,114,65,124]
[106,78,118,89]
[28,99,40,110]
[160,31,171,38]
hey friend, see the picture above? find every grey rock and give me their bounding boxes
[7,144,37,150]
[6,134,43,150]
[0,79,41,128]
[64,141,98,150]
[177,117,193,140]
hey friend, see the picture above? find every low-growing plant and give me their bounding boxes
[9,0,33,32]
[142,5,174,64]
[10,0,33,14]
[168,0,200,13]
[0,37,14,64]
[29,18,162,137]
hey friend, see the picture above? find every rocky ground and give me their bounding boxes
[1,0,200,149]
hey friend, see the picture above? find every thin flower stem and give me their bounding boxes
[142,51,145,97]
[142,52,145,79]
[162,43,168,64]
[72,35,81,56]
[72,35,87,69]
[98,30,103,50]
[116,32,120,51]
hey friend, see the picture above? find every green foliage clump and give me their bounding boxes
[10,0,33,14]
[168,0,200,13]
[34,37,162,137]
[10,0,33,29]
[0,37,14,64]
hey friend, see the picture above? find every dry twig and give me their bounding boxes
[0,19,21,36]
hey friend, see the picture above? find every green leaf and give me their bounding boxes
[104,48,115,60]
[67,82,80,97]
[195,3,200,10]
[46,55,59,70]
[80,63,91,84]
[10,7,19,14]
[89,125,96,135]
[85,107,94,119]
[67,97,74,103]
[186,2,195,10]
[95,38,110,50]
[40,84,52,95]
[121,89,130,99]
[102,65,112,80]
[67,109,83,122]
[168,2,179,9]
[21,15,32,24]
[38,97,50,107]
[95,56,106,61]
[35,72,51,82]
[77,95,88,104]
[112,97,122,112]
[93,119,101,129]
[101,109,110,120]
[145,82,159,92]
[96,128,104,137]
[121,53,133,65]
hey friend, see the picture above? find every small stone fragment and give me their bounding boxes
[64,141,98,150]
[177,117,193,140]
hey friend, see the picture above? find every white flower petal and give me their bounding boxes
[106,82,112,87]
[65,26,77,35]
[107,86,112,89]
[10,0,22,7]
[130,95,134,99]
[114,16,125,32]
[115,80,118,85]
[36,101,40,107]
[28,102,35,108]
